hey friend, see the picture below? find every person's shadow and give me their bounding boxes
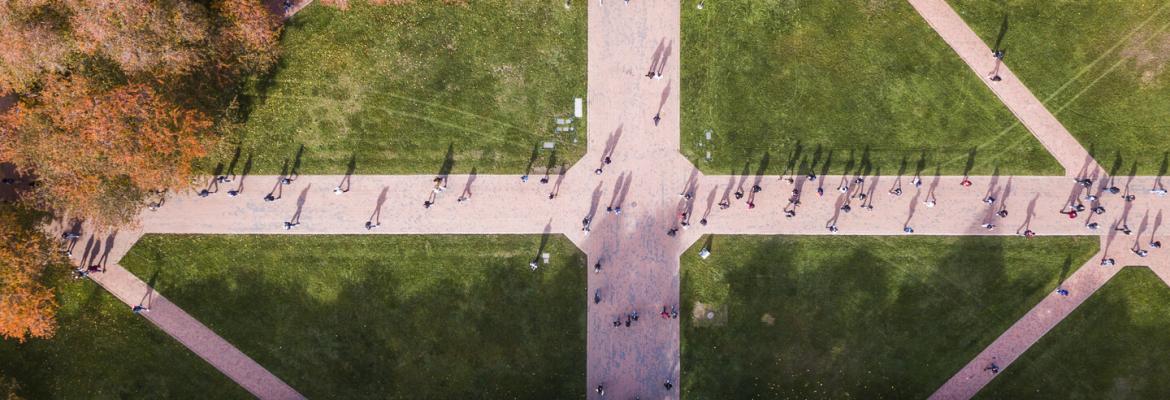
[291,184,311,224]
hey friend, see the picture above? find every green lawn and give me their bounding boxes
[225,0,586,175]
[680,235,1098,398]
[119,234,587,399]
[951,0,1170,175]
[977,267,1170,398]
[681,0,1063,176]
[0,279,249,399]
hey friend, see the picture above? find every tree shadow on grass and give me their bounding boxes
[125,235,587,399]
[681,236,1092,398]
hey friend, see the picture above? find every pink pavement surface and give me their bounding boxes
[907,0,1102,177]
[929,244,1170,400]
[59,223,305,400]
[43,0,1170,399]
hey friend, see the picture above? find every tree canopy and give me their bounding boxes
[0,0,281,227]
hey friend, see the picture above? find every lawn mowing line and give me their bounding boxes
[369,108,511,144]
[252,77,547,134]
[1050,16,1170,118]
[248,92,512,144]
[1038,0,1170,105]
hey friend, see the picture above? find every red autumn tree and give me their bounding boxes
[0,0,72,93]
[0,76,216,228]
[0,207,64,343]
[66,0,211,79]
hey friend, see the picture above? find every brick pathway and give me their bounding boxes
[48,0,1170,399]
[907,0,1102,177]
[929,239,1170,400]
[58,223,305,400]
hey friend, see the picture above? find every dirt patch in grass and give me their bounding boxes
[1120,30,1170,86]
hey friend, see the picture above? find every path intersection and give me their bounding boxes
[57,0,1170,399]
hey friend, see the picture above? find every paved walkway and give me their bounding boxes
[907,0,1102,177]
[930,239,1170,400]
[57,222,305,400]
[49,0,1170,399]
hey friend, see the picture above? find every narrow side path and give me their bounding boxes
[928,247,1116,400]
[91,263,306,400]
[55,223,305,400]
[930,236,1170,400]
[907,0,1100,177]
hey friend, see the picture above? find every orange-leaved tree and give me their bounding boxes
[0,0,72,94]
[0,76,216,228]
[0,207,64,342]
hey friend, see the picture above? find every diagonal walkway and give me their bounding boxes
[55,222,305,400]
[93,263,306,400]
[929,238,1170,400]
[907,0,1101,177]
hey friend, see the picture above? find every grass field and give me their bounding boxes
[951,0,1170,175]
[680,235,1098,398]
[0,279,249,399]
[977,267,1170,398]
[681,0,1063,176]
[119,234,587,399]
[223,0,586,175]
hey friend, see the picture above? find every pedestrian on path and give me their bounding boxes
[961,178,972,187]
[1056,288,1069,296]
[594,289,601,304]
[365,221,380,230]
[594,262,601,274]
[653,113,661,126]
[133,305,150,314]
[1133,246,1149,257]
[904,226,914,234]
[664,379,673,390]
[988,49,1005,81]
[1152,240,1162,249]
[671,304,678,319]
[661,306,669,319]
[283,221,299,230]
[1022,229,1035,238]
[596,385,604,396]
[1101,258,1116,266]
